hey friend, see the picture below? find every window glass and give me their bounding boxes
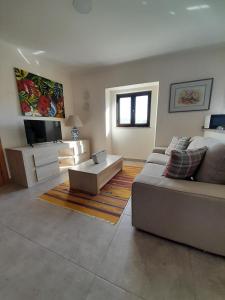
[135,95,148,124]
[119,97,131,124]
[117,92,150,127]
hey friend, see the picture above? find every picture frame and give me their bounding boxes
[14,68,65,118]
[169,78,213,113]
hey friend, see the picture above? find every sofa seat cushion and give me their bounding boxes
[146,153,169,166]
[133,172,225,200]
[142,163,165,178]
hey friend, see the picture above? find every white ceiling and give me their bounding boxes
[0,0,225,69]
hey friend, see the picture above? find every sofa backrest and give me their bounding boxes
[188,136,220,150]
[188,136,225,184]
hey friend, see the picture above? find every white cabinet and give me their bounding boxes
[6,140,90,187]
[58,140,90,169]
[203,129,225,143]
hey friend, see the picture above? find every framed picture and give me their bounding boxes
[14,68,65,118]
[169,78,213,113]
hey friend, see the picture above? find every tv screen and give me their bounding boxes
[24,120,62,146]
[209,114,225,129]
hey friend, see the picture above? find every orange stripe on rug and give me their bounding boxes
[40,165,142,224]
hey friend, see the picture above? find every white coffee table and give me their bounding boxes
[68,155,123,194]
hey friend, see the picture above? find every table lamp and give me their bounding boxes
[66,115,83,141]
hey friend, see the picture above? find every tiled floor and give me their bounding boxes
[0,172,225,300]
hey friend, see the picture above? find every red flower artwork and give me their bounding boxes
[17,79,40,97]
[38,96,51,116]
[21,101,31,113]
[15,68,65,118]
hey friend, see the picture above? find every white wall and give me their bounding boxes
[0,39,74,149]
[72,45,225,158]
[105,83,158,160]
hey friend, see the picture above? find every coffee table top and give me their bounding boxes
[69,154,122,175]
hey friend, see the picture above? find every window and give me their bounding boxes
[116,91,151,127]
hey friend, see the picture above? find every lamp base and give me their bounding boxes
[71,127,79,141]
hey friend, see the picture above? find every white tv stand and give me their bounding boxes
[6,140,90,187]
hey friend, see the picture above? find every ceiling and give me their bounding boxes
[0,0,225,69]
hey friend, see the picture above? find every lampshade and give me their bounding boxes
[66,115,83,128]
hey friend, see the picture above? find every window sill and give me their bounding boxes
[116,125,151,128]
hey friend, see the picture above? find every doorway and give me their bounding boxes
[0,139,9,186]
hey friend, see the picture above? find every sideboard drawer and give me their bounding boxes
[58,140,89,156]
[36,161,60,181]
[75,152,90,164]
[78,140,89,155]
[59,157,75,167]
[58,148,74,157]
[33,153,58,167]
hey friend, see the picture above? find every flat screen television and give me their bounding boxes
[24,120,62,146]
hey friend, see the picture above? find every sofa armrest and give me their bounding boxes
[132,174,225,256]
[152,147,167,154]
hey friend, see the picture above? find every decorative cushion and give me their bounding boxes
[163,147,207,179]
[165,136,190,156]
[146,153,169,166]
[195,143,225,184]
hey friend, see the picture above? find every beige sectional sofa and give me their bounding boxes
[132,136,225,256]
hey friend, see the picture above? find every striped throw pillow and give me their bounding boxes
[163,147,207,179]
[165,136,190,156]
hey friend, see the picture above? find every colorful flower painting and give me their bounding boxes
[14,68,65,118]
[177,89,201,105]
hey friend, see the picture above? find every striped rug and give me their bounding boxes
[40,165,142,224]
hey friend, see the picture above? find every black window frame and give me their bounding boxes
[116,91,151,127]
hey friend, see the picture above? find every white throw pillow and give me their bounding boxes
[165,136,190,156]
